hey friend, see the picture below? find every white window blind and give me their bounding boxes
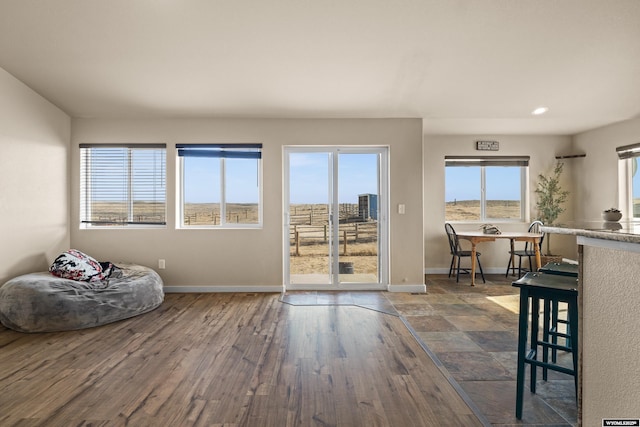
[80,144,166,227]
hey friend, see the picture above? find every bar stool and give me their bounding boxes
[539,261,578,277]
[512,272,579,420]
[539,262,578,369]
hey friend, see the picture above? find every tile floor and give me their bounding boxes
[281,274,577,427]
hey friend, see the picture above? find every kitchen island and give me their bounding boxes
[541,221,640,427]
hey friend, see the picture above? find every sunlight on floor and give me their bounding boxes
[486,294,520,314]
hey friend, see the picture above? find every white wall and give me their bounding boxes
[581,241,640,425]
[571,118,640,423]
[70,118,424,290]
[573,118,640,218]
[0,67,70,284]
[580,239,640,426]
[423,134,577,273]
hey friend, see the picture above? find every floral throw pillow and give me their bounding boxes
[49,249,107,282]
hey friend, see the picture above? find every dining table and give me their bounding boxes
[455,231,544,286]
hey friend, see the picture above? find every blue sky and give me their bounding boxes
[183,153,380,204]
[183,157,260,204]
[289,152,378,204]
[445,166,521,202]
[185,155,524,204]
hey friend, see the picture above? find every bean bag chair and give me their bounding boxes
[0,263,164,333]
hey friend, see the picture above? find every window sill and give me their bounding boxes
[178,225,263,230]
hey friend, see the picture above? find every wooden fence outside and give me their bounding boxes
[289,203,367,226]
[289,222,378,256]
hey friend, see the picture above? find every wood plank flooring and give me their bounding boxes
[0,293,484,426]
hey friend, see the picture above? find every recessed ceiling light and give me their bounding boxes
[532,106,549,115]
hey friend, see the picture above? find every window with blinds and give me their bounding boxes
[177,144,262,227]
[445,156,529,222]
[80,144,167,227]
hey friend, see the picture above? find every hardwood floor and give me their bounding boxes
[282,276,578,427]
[0,293,485,426]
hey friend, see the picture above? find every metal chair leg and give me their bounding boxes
[448,256,455,277]
[477,254,486,283]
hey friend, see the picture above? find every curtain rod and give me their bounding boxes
[555,154,586,159]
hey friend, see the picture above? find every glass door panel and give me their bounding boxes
[337,153,379,284]
[288,152,332,285]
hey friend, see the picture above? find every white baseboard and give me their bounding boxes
[286,283,387,291]
[425,268,451,275]
[164,284,427,293]
[387,283,426,293]
[163,285,283,293]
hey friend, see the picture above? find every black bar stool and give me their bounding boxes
[538,262,578,369]
[539,261,578,277]
[512,272,579,420]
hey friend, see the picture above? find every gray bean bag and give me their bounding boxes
[0,264,164,333]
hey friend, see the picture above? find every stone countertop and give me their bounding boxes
[541,220,640,244]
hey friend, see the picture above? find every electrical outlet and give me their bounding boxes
[398,204,406,214]
[158,259,166,269]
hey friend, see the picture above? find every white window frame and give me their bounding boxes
[617,143,640,219]
[445,156,529,222]
[79,143,167,229]
[282,145,389,290]
[177,144,263,229]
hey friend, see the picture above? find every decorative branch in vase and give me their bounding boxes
[535,162,569,257]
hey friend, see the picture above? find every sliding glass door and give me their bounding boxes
[284,147,388,290]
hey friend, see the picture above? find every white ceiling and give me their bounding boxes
[1,0,639,135]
